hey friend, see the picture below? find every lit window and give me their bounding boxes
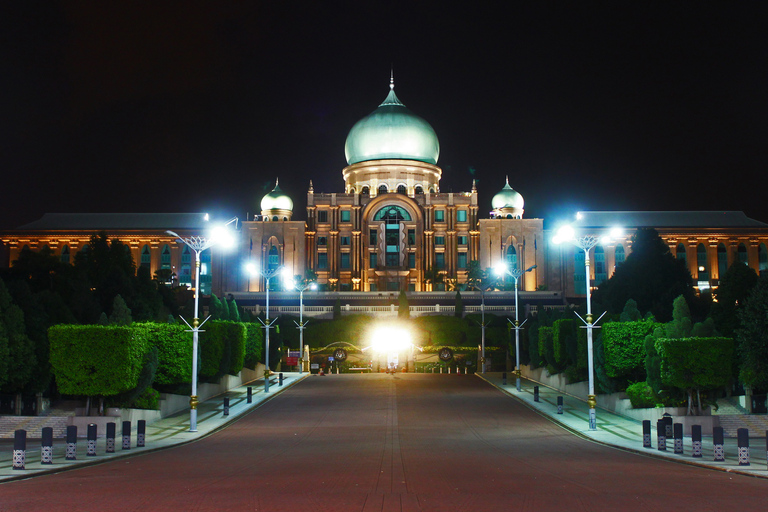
[341,210,351,222]
[435,210,445,222]
[457,210,467,222]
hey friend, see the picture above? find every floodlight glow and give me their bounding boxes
[576,212,584,220]
[610,227,623,238]
[283,277,296,289]
[210,224,235,248]
[553,225,575,245]
[245,262,258,275]
[370,325,412,354]
[310,282,318,291]
[493,262,508,276]
[600,235,612,245]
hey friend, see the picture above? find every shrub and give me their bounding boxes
[538,326,555,371]
[131,387,160,410]
[625,381,658,408]
[49,324,150,397]
[244,322,264,368]
[602,319,656,383]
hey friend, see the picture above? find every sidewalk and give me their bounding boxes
[0,372,309,482]
[478,372,768,479]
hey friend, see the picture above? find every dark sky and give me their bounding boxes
[2,2,766,230]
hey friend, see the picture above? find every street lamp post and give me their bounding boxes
[554,224,621,431]
[253,266,283,393]
[495,263,536,391]
[283,276,317,373]
[167,217,237,433]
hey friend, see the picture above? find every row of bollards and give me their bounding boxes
[643,419,764,467]
[12,420,147,470]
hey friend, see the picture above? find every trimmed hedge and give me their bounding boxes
[135,323,191,385]
[244,322,264,368]
[657,336,734,392]
[49,325,150,396]
[199,321,247,380]
[552,319,575,367]
[603,320,656,381]
[538,326,555,369]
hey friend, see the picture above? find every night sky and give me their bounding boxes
[2,2,766,230]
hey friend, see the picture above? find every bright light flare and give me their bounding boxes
[209,224,236,248]
[369,325,413,354]
[245,262,258,275]
[493,262,508,277]
[553,224,575,245]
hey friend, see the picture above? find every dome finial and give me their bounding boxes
[390,66,394,90]
[275,177,279,187]
[505,175,510,186]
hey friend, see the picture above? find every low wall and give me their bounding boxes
[520,365,719,435]
[70,364,267,436]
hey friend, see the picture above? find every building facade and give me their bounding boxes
[3,81,768,303]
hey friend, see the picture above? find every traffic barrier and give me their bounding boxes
[106,422,116,453]
[223,397,230,416]
[673,423,684,454]
[87,424,97,456]
[247,386,253,403]
[692,425,702,458]
[657,419,666,451]
[642,420,651,448]
[713,426,724,461]
[279,372,284,386]
[13,429,26,470]
[557,396,563,415]
[137,420,146,448]
[66,425,77,460]
[502,372,507,386]
[41,427,54,464]
[533,386,539,402]
[122,421,131,450]
[737,428,750,466]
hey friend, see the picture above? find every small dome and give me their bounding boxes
[260,179,293,212]
[344,81,440,165]
[492,178,524,210]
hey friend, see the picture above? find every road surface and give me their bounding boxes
[2,374,767,511]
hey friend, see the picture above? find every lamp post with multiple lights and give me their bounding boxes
[553,224,622,430]
[167,216,238,432]
[247,263,283,393]
[283,275,317,373]
[494,262,536,391]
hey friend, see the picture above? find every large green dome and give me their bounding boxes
[260,180,293,212]
[344,84,440,165]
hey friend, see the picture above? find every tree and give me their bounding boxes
[227,297,241,322]
[594,228,693,322]
[657,337,734,415]
[398,290,410,318]
[711,262,758,338]
[109,295,133,325]
[209,294,226,320]
[0,278,36,394]
[424,266,444,290]
[619,299,642,322]
[465,260,483,291]
[736,274,768,390]
[454,290,464,317]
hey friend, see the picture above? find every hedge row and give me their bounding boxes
[50,320,254,400]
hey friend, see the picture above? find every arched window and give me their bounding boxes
[397,184,407,195]
[180,246,192,286]
[759,243,768,276]
[717,243,728,279]
[378,184,388,195]
[414,185,423,195]
[268,246,280,290]
[504,245,517,283]
[161,244,171,269]
[697,244,709,282]
[615,244,625,266]
[676,243,686,263]
[361,186,370,195]
[738,243,748,265]
[373,205,412,222]
[428,187,435,193]
[60,245,70,264]
[140,245,151,269]
[595,246,606,284]
[574,249,586,294]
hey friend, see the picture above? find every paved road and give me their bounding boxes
[2,374,768,511]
